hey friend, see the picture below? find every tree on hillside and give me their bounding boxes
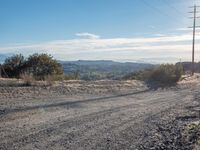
[26,53,63,79]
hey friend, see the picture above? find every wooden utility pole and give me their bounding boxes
[0,64,1,78]
[189,5,200,75]
[192,5,196,75]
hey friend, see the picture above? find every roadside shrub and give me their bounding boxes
[125,64,183,85]
[148,64,183,84]
[26,53,64,80]
[1,53,64,83]
[2,54,25,78]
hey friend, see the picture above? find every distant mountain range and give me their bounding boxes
[60,60,154,80]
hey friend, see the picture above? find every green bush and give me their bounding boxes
[125,64,183,85]
[148,64,183,84]
[25,53,64,80]
[2,54,25,78]
[1,53,64,81]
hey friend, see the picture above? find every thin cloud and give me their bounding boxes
[76,32,100,39]
[176,28,200,31]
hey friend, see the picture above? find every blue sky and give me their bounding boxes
[0,0,199,63]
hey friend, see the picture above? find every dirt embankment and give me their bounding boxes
[0,79,147,99]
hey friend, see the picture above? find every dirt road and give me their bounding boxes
[0,80,199,150]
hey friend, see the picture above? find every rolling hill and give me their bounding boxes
[61,60,153,80]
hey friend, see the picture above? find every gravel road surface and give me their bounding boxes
[0,80,199,150]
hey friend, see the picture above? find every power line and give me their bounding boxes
[140,0,187,23]
[140,0,171,18]
[160,0,187,17]
[139,0,191,30]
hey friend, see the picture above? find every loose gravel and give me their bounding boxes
[0,80,199,150]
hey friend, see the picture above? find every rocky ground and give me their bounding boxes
[0,78,200,150]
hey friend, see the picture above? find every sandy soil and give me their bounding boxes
[0,79,200,150]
